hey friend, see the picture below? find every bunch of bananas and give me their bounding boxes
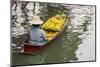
[45,31,59,40]
[41,15,66,31]
[41,14,67,40]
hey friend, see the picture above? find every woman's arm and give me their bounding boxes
[42,30,48,42]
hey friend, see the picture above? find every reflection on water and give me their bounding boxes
[12,1,95,65]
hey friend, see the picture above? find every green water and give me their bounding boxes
[12,2,95,66]
[12,27,81,65]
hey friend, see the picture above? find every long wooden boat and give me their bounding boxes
[19,16,69,55]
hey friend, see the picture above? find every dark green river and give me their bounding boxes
[11,1,95,65]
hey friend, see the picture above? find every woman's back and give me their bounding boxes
[29,26,47,46]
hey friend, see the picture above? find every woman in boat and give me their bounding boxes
[28,15,47,46]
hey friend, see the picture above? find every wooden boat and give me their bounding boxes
[19,16,69,54]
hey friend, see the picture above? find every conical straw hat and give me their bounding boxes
[29,15,43,25]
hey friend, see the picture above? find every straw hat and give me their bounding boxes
[29,15,43,25]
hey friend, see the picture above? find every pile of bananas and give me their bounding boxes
[41,15,66,31]
[41,14,67,40]
[45,31,59,40]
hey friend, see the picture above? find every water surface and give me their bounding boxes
[12,2,95,65]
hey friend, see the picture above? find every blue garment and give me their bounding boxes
[29,26,47,46]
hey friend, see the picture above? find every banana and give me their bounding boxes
[41,15,66,31]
